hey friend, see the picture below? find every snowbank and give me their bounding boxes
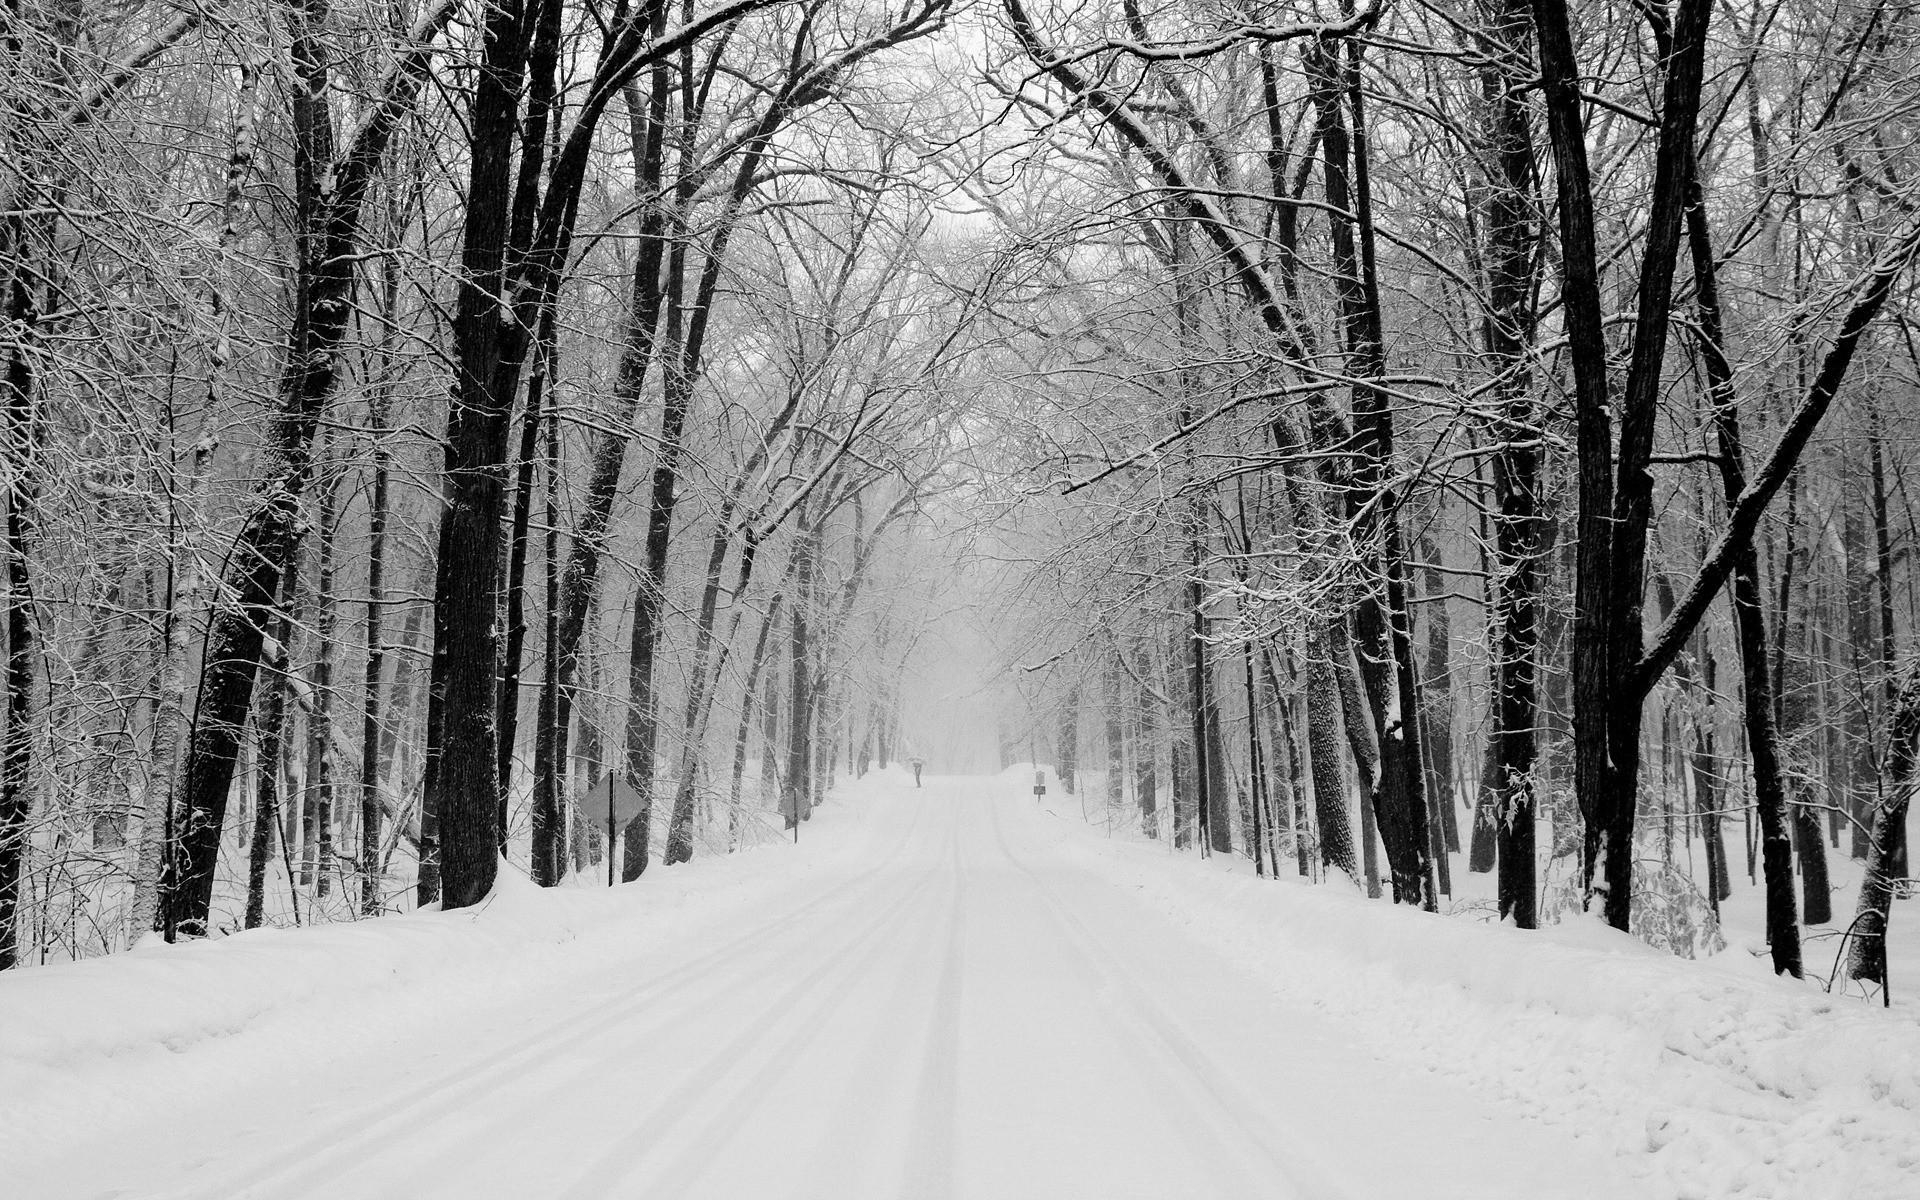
[999,777,1920,1200]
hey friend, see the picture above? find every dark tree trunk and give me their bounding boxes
[1868,411,1910,886]
[1845,506,1879,860]
[1529,0,1625,926]
[1682,147,1802,975]
[0,268,36,968]
[1535,0,1753,931]
[1468,737,1499,875]
[358,258,397,916]
[530,396,564,883]
[1242,640,1270,876]
[423,0,540,910]
[163,0,457,934]
[1304,628,1358,880]
[303,471,338,899]
[1309,37,1432,907]
[1474,0,1543,925]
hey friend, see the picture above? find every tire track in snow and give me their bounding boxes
[150,801,933,1200]
[982,796,1358,1200]
[549,851,949,1198]
[896,791,966,1200]
[380,866,942,1196]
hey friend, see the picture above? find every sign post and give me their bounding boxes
[583,774,646,885]
[1033,771,1047,802]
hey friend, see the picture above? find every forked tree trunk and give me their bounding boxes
[1309,37,1432,907]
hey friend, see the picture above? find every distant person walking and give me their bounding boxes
[908,755,925,788]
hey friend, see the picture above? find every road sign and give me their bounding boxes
[1033,770,1047,798]
[583,774,646,829]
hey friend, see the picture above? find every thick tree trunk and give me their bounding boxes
[1309,37,1432,907]
[1304,627,1358,880]
[165,0,457,932]
[1529,0,1624,925]
[1471,0,1544,924]
[424,0,540,910]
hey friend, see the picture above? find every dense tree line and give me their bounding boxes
[974,0,1920,988]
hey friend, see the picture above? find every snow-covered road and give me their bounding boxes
[9,777,1636,1199]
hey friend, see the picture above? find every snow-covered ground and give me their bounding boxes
[0,770,1912,1198]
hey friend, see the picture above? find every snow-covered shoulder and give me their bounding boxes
[999,771,1920,1200]
[0,776,901,1176]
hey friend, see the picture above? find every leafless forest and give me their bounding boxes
[3,0,1918,992]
